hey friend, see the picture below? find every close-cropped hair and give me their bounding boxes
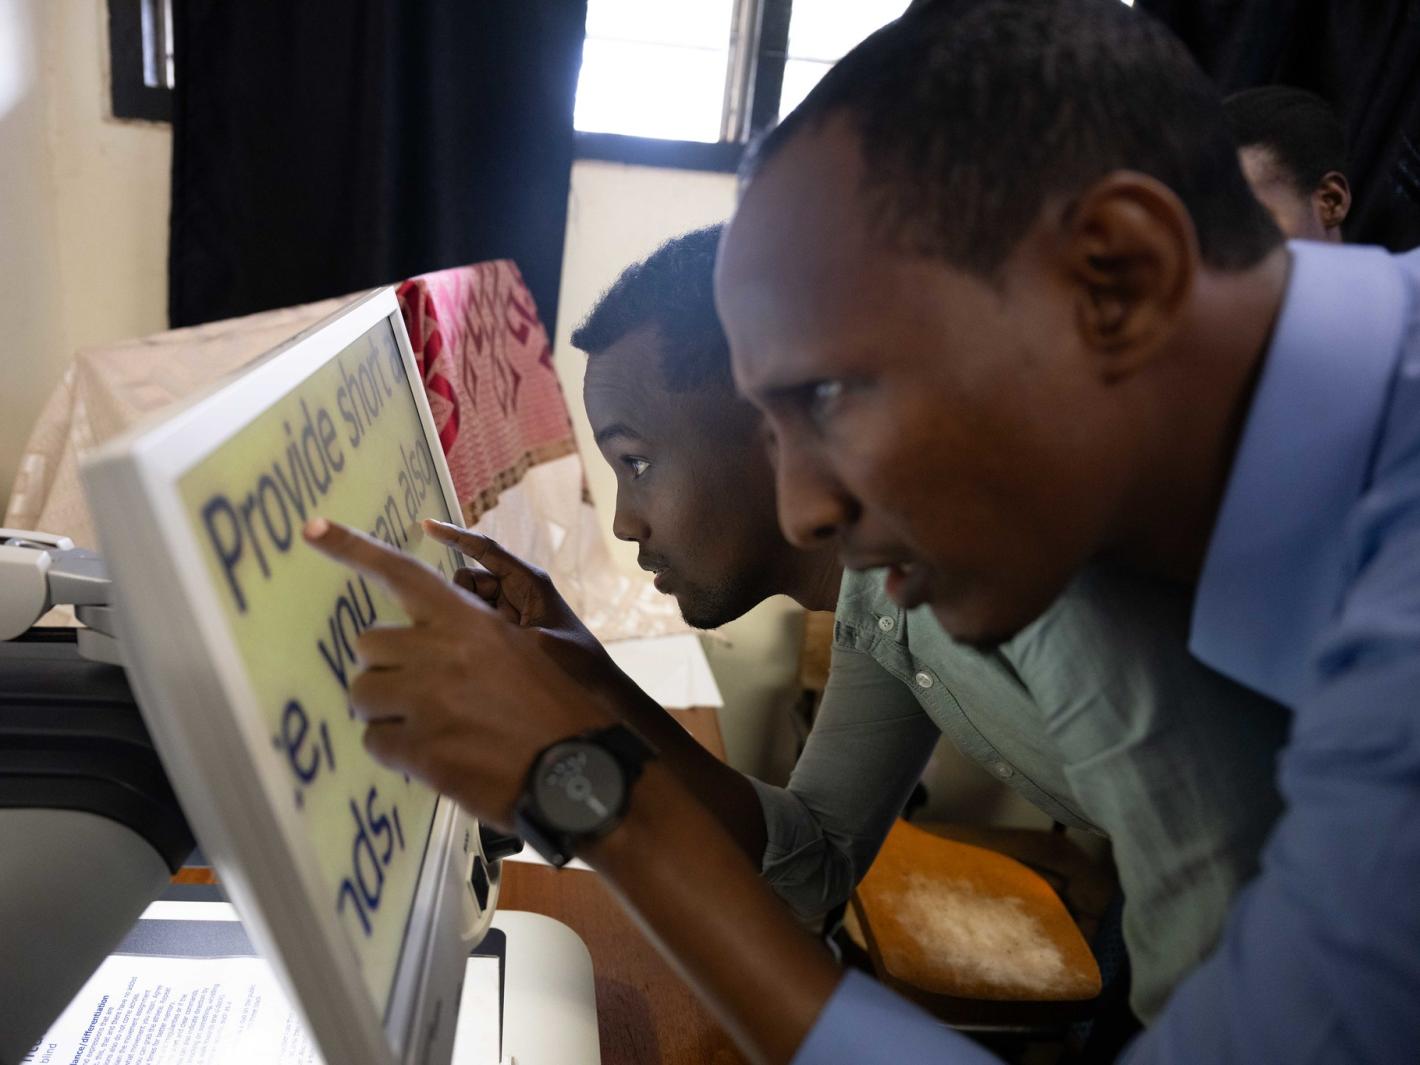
[744,0,1282,277]
[571,224,732,393]
[1224,86,1349,193]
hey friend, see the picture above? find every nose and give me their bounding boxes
[774,437,856,548]
[612,485,649,545]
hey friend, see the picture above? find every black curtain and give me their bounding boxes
[1138,0,1420,252]
[168,0,588,329]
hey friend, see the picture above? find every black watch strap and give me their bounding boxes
[588,722,655,778]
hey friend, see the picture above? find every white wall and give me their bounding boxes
[0,0,63,507]
[0,0,170,507]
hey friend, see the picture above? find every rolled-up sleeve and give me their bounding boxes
[753,642,940,919]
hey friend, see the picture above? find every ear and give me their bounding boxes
[1058,173,1197,383]
[1313,171,1351,233]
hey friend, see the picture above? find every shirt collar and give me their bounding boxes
[1189,241,1409,706]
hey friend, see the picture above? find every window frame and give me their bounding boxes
[108,0,811,161]
[107,0,174,123]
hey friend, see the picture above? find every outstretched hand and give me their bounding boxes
[423,519,627,692]
[307,524,838,1065]
[302,517,615,828]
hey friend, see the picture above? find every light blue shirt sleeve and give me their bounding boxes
[793,971,1001,1064]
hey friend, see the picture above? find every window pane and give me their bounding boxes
[780,0,911,120]
[585,0,734,49]
[575,0,735,142]
[576,38,728,141]
[778,58,833,121]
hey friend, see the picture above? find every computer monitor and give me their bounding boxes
[81,288,496,1065]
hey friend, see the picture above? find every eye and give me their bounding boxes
[806,379,846,428]
[623,456,651,479]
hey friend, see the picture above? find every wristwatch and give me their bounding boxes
[514,724,656,867]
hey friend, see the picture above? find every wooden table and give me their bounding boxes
[498,706,746,1065]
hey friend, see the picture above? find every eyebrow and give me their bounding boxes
[593,422,645,447]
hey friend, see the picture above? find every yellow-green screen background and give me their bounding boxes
[178,317,463,1018]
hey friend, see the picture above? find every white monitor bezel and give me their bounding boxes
[81,287,493,1065]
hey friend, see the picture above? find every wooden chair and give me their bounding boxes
[794,611,1114,1038]
[849,820,1102,1032]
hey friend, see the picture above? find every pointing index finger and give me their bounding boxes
[304,517,467,624]
[423,520,522,578]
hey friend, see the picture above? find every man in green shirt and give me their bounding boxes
[435,224,1287,1022]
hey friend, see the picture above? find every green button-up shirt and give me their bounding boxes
[751,564,1288,1021]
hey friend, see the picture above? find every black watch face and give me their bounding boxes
[532,742,626,834]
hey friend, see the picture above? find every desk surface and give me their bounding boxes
[499,706,745,1065]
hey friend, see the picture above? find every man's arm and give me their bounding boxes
[594,653,771,861]
[304,517,1011,1064]
[582,761,842,1062]
[434,522,960,923]
[754,641,940,917]
[427,520,769,861]
[581,753,1012,1065]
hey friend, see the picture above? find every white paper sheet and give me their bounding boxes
[31,914,503,1065]
[30,953,321,1065]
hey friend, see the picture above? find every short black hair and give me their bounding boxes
[743,0,1281,277]
[1224,86,1348,194]
[571,224,731,392]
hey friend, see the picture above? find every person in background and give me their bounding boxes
[1225,85,1351,241]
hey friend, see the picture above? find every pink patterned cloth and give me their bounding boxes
[397,262,576,524]
[4,264,690,644]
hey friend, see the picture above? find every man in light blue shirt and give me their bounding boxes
[714,1,1420,1061]
[778,237,1420,1065]
[304,1,1420,1061]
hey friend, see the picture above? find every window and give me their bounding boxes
[575,0,738,143]
[574,0,911,172]
[107,0,174,122]
[776,0,911,120]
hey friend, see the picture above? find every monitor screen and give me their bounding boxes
[175,314,461,1017]
[83,290,490,1064]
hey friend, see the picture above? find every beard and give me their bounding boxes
[674,577,761,631]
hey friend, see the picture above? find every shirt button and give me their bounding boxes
[994,763,1015,779]
[915,671,933,689]
[878,616,895,633]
